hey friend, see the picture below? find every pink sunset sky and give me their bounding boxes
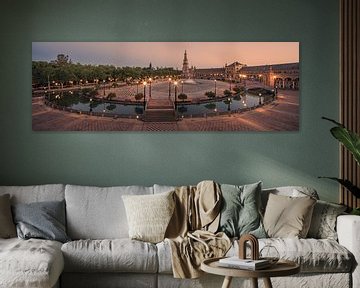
[32,42,299,68]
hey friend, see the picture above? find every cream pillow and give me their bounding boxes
[263,193,316,238]
[122,191,175,243]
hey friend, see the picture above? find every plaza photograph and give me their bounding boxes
[32,42,300,131]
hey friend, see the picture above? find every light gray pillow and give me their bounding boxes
[307,200,347,240]
[0,194,16,238]
[218,182,266,238]
[263,194,316,238]
[12,200,70,243]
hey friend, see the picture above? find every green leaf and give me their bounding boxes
[330,126,360,165]
[321,116,344,127]
[322,117,360,165]
[318,177,360,198]
[351,208,360,215]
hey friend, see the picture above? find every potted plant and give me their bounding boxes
[320,117,360,215]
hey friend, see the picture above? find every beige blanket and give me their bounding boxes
[165,180,231,278]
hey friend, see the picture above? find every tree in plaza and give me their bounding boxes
[107,92,116,100]
[49,54,73,89]
[135,93,144,101]
[205,91,216,99]
[233,86,245,95]
[223,89,232,97]
[32,61,55,88]
[32,56,183,88]
[53,66,72,89]
[178,93,188,102]
[54,54,70,65]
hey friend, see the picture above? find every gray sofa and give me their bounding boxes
[0,184,359,288]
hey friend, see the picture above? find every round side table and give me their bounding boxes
[201,257,300,288]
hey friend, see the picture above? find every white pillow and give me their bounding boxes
[122,191,175,243]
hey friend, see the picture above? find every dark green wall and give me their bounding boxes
[0,0,340,202]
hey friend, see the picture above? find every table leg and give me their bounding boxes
[251,278,258,288]
[263,277,273,288]
[221,276,233,288]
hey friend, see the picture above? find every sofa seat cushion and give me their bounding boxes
[61,239,158,273]
[65,185,153,239]
[157,238,353,274]
[230,238,354,273]
[0,238,64,288]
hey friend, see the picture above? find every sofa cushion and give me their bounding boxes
[218,182,266,238]
[0,184,65,204]
[158,237,353,274]
[122,191,175,243]
[263,193,316,238]
[0,238,64,288]
[61,273,157,288]
[261,186,319,213]
[0,194,16,238]
[307,200,347,240]
[12,200,70,243]
[233,238,353,273]
[61,239,158,273]
[153,184,176,194]
[65,185,153,239]
[262,238,354,273]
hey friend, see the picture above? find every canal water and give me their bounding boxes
[44,90,273,117]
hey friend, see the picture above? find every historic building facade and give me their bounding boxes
[239,63,299,89]
[180,51,299,90]
[194,67,225,79]
[225,61,246,80]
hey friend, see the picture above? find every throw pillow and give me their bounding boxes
[12,200,70,243]
[263,193,316,238]
[0,194,17,238]
[122,190,175,243]
[218,182,266,238]
[307,200,347,240]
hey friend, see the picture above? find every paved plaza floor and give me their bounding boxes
[32,89,299,131]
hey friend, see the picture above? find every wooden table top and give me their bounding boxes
[201,257,300,278]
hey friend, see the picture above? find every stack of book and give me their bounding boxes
[218,257,271,270]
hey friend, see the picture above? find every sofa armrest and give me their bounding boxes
[337,215,360,288]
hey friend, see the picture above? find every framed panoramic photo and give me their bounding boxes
[32,42,299,131]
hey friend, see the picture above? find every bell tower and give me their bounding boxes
[182,50,190,78]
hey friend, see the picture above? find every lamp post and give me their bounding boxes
[103,80,106,96]
[273,76,277,88]
[229,76,232,91]
[143,81,147,109]
[174,81,178,109]
[168,77,172,98]
[47,75,50,91]
[149,78,152,98]
[181,80,184,93]
[89,98,93,112]
[214,79,217,96]
[136,81,139,94]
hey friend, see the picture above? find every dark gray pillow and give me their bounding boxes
[218,182,266,238]
[12,200,70,243]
